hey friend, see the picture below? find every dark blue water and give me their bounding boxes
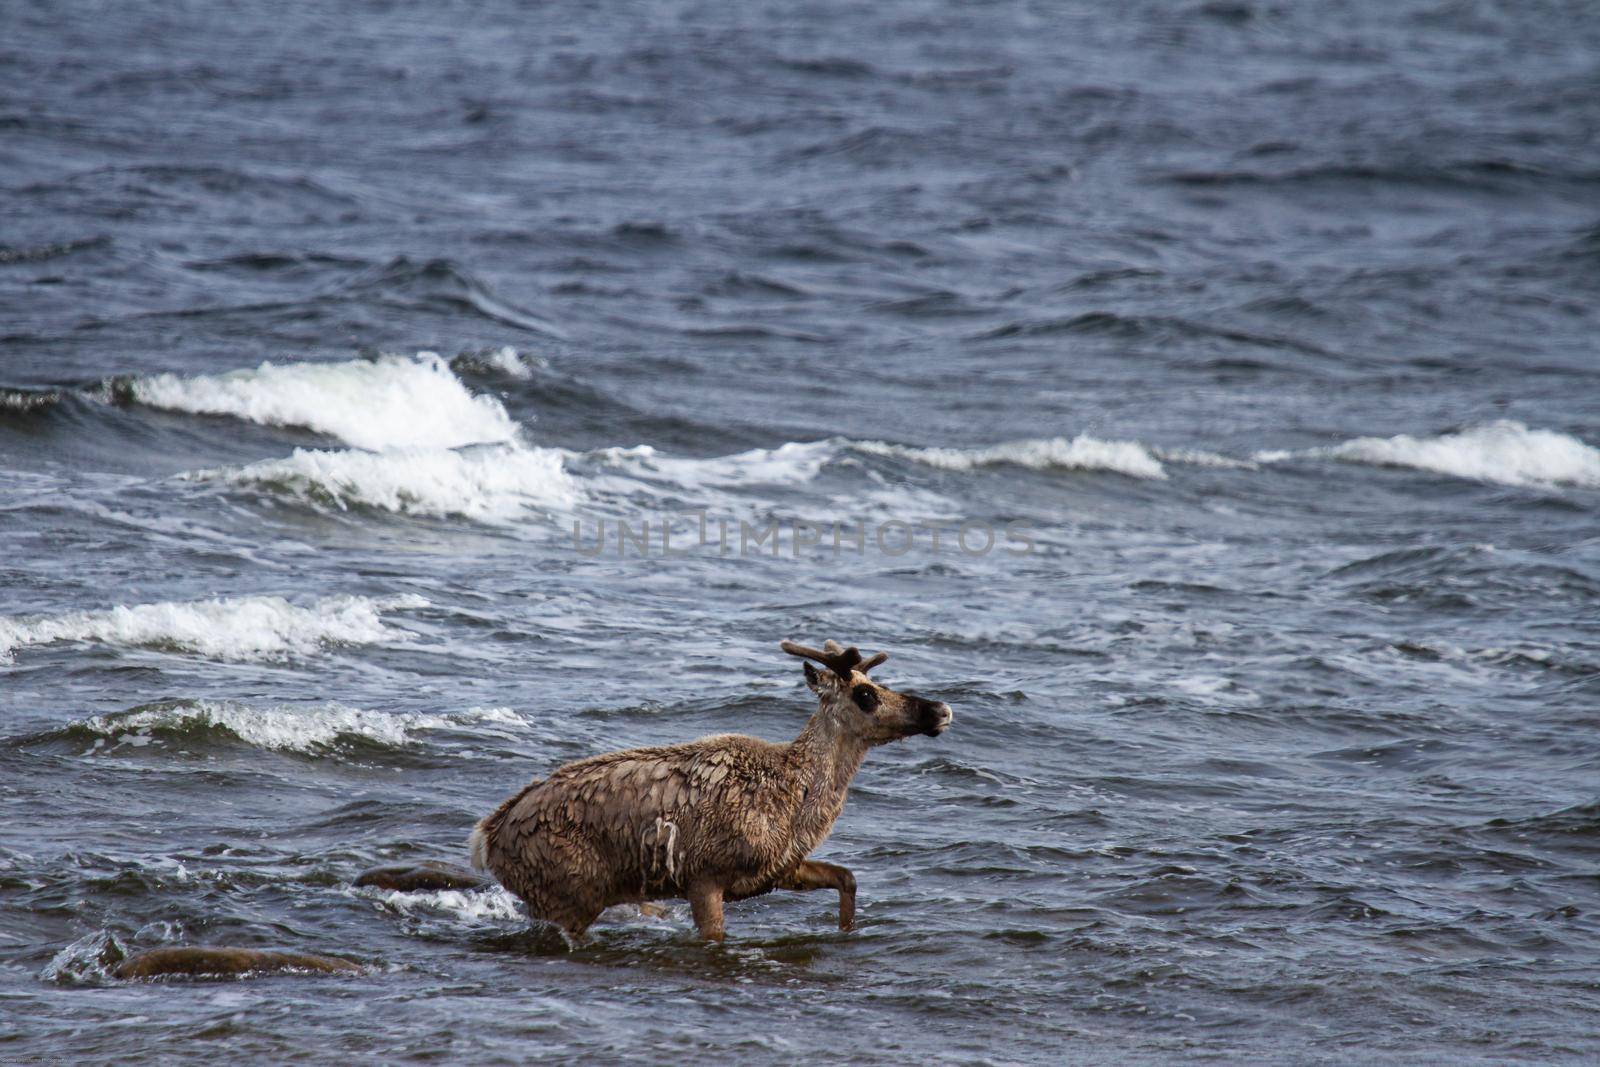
[4,1,1599,1061]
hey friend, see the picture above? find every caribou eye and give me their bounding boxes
[852,684,879,712]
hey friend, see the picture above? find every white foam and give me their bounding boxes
[1264,421,1600,489]
[564,439,963,526]
[41,930,128,984]
[76,700,522,754]
[198,443,578,520]
[588,440,836,490]
[359,884,527,924]
[0,389,59,414]
[1153,446,1258,471]
[0,593,426,664]
[127,352,517,450]
[852,435,1169,480]
[480,345,532,378]
[1172,674,1260,706]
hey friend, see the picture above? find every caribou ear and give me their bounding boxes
[802,661,823,694]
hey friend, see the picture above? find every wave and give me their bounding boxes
[0,387,62,418]
[355,884,527,925]
[171,416,1590,529]
[1154,446,1259,471]
[48,699,524,756]
[192,437,828,525]
[1165,159,1584,192]
[0,593,426,664]
[0,235,110,265]
[554,438,954,520]
[194,443,577,520]
[339,256,568,338]
[23,163,360,210]
[118,352,517,450]
[195,431,1256,526]
[851,435,1172,480]
[353,884,675,933]
[449,345,535,379]
[1261,421,1600,489]
[588,440,836,490]
[970,312,1335,360]
[41,930,129,985]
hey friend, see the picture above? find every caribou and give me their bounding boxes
[470,639,953,941]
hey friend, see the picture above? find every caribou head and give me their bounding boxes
[781,639,953,743]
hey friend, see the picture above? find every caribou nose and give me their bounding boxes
[924,701,954,736]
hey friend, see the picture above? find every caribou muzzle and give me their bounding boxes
[915,697,954,736]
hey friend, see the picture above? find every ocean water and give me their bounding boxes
[3,1,1599,1062]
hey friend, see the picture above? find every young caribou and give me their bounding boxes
[470,639,954,941]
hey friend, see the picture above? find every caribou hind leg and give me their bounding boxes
[778,859,857,931]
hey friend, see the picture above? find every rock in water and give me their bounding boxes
[113,947,361,979]
[352,861,487,892]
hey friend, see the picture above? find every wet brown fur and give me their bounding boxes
[471,640,952,941]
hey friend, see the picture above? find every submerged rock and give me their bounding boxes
[113,947,361,980]
[353,861,486,892]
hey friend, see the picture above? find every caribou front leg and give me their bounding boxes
[688,882,726,941]
[779,859,857,930]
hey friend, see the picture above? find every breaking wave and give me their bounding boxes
[172,417,1594,528]
[121,352,517,450]
[0,386,62,417]
[0,593,426,664]
[195,443,577,520]
[851,435,1173,480]
[1261,421,1600,489]
[55,699,524,755]
[450,345,536,379]
[597,436,1255,489]
[588,440,836,490]
[190,431,1261,525]
[574,438,957,519]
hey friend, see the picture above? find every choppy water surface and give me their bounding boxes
[4,1,1599,1062]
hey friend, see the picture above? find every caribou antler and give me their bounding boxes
[781,639,888,679]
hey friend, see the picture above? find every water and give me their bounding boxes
[3,0,1599,1061]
